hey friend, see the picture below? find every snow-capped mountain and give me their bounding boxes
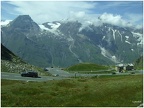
[1,15,143,67]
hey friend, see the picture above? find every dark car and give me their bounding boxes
[112,72,116,75]
[21,71,38,78]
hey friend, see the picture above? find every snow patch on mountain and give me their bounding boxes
[118,31,123,41]
[111,56,118,63]
[111,29,116,40]
[98,45,119,63]
[125,40,131,44]
[125,36,130,43]
[39,25,49,30]
[47,22,61,29]
[39,22,61,31]
[132,32,143,45]
[39,22,62,35]
[102,36,105,40]
[125,36,129,39]
[68,35,82,63]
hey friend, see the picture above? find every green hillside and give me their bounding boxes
[1,44,25,63]
[134,56,143,69]
[65,63,109,71]
[1,44,50,76]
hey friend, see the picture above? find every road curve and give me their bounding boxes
[47,68,143,77]
[1,69,143,82]
[1,72,70,82]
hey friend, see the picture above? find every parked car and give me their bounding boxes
[21,71,38,78]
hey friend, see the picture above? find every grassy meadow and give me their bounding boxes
[65,63,115,74]
[1,74,143,107]
[65,63,110,71]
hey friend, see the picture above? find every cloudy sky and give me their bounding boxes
[1,1,143,28]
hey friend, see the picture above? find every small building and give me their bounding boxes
[116,63,134,73]
[126,64,134,71]
[116,64,125,73]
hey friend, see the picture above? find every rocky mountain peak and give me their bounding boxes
[9,15,40,34]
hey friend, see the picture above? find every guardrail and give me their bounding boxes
[67,69,115,74]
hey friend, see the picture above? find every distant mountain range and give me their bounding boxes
[1,15,143,67]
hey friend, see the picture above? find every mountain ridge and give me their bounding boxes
[1,15,143,67]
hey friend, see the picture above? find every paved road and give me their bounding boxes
[48,68,74,77]
[1,69,143,82]
[46,68,143,77]
[1,72,70,82]
[47,68,113,77]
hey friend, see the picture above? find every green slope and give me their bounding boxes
[65,63,109,71]
[1,44,25,63]
[1,44,50,76]
[134,56,143,70]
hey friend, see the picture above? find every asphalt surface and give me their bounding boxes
[48,68,143,77]
[47,68,114,77]
[1,72,70,82]
[1,68,143,82]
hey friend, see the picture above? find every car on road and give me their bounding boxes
[21,71,38,78]
[112,72,116,75]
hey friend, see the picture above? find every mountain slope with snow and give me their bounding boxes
[1,15,143,67]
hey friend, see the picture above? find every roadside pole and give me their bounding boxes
[75,72,77,78]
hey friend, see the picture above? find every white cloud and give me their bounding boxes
[98,13,133,28]
[68,11,103,31]
[8,1,96,24]
[3,1,142,29]
[0,20,12,26]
